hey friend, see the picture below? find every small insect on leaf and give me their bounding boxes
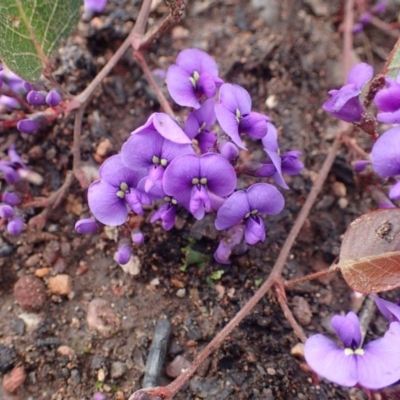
[336,208,400,293]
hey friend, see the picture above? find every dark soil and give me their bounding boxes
[0,1,398,399]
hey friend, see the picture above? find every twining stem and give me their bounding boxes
[72,107,88,187]
[284,266,339,288]
[134,51,175,118]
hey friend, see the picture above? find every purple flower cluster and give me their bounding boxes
[0,64,62,134]
[78,48,303,264]
[353,2,387,34]
[304,296,400,389]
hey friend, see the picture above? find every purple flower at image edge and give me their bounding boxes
[375,72,400,123]
[304,311,400,389]
[84,0,108,13]
[322,62,373,123]
[215,183,285,245]
[370,126,400,199]
[215,83,268,149]
[166,48,223,109]
[373,295,400,323]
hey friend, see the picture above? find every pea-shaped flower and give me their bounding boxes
[215,183,284,245]
[163,153,236,220]
[88,155,150,226]
[305,312,400,389]
[166,48,223,109]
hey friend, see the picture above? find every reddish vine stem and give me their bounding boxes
[274,282,307,343]
[284,266,339,288]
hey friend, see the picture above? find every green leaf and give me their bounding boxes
[0,0,81,81]
[210,270,224,280]
[384,37,400,79]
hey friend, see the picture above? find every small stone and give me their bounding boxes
[47,274,72,296]
[291,296,312,326]
[119,255,140,275]
[96,139,113,158]
[171,278,185,288]
[2,366,26,393]
[87,298,120,338]
[166,355,191,378]
[28,145,44,160]
[176,288,186,298]
[0,345,17,373]
[57,345,75,357]
[69,369,81,384]
[171,26,189,39]
[265,94,278,109]
[97,368,106,382]
[290,343,305,358]
[34,267,50,278]
[18,313,41,333]
[43,240,60,265]
[110,362,127,379]
[332,181,346,197]
[266,367,276,376]
[24,254,40,268]
[338,197,349,209]
[14,275,47,312]
[10,318,25,336]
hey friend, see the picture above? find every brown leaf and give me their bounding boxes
[336,208,400,293]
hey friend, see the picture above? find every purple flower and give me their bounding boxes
[121,128,194,193]
[370,126,400,199]
[261,123,303,189]
[0,204,14,219]
[27,90,46,106]
[46,90,62,107]
[2,191,20,206]
[84,0,108,13]
[88,155,150,226]
[322,63,373,123]
[215,84,268,149]
[374,73,400,123]
[354,160,369,173]
[7,217,23,236]
[371,2,387,14]
[75,217,99,234]
[0,95,20,109]
[115,240,132,265]
[184,99,217,153]
[373,296,400,323]
[131,113,192,144]
[131,229,144,245]
[163,153,236,220]
[0,146,28,184]
[304,312,400,389]
[215,183,284,245]
[214,224,246,264]
[150,198,177,230]
[166,48,223,109]
[17,119,39,134]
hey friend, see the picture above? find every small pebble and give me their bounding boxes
[24,254,41,268]
[13,275,47,312]
[290,343,305,358]
[57,345,75,357]
[291,296,312,326]
[87,298,120,338]
[166,355,191,378]
[119,256,141,275]
[18,313,41,333]
[176,289,186,298]
[111,362,127,379]
[98,368,106,382]
[332,181,346,197]
[2,366,26,393]
[47,274,72,296]
[34,267,50,278]
[338,197,349,209]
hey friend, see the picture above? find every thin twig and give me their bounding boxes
[134,51,175,118]
[72,107,88,187]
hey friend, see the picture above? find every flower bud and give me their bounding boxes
[115,241,132,265]
[75,218,98,234]
[2,191,20,206]
[27,90,46,106]
[46,90,62,107]
[7,217,23,236]
[131,229,144,245]
[17,119,39,134]
[354,160,369,173]
[0,204,14,219]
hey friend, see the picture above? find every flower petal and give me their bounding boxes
[304,334,358,387]
[377,108,400,124]
[152,113,192,144]
[214,224,245,264]
[240,112,268,139]
[261,122,279,153]
[389,180,400,200]
[375,79,400,112]
[215,191,250,230]
[331,312,362,348]
[358,322,400,389]
[246,183,285,215]
[218,84,251,114]
[166,64,200,109]
[88,180,128,226]
[346,63,373,89]
[215,104,245,149]
[199,153,236,197]
[371,126,400,178]
[176,48,219,77]
[245,215,266,245]
[373,296,400,323]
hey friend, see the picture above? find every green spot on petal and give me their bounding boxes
[192,178,200,185]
